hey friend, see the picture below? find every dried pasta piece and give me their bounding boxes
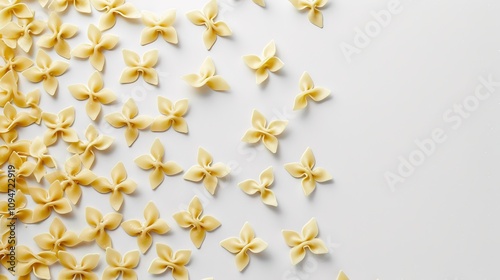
[242,40,284,84]
[91,162,136,211]
[241,109,287,153]
[148,243,191,280]
[23,89,42,124]
[0,102,36,141]
[119,49,159,85]
[16,245,57,280]
[58,251,100,280]
[68,71,117,120]
[141,10,178,45]
[121,201,170,254]
[79,207,123,249]
[90,0,141,30]
[0,15,45,52]
[103,248,140,280]
[0,133,29,165]
[252,0,265,7]
[183,147,230,195]
[0,0,33,27]
[282,218,328,265]
[182,57,229,91]
[37,12,78,59]
[41,106,78,146]
[33,217,81,252]
[151,96,189,133]
[293,72,330,110]
[7,151,35,194]
[71,24,119,71]
[220,222,268,271]
[337,271,349,280]
[0,190,32,223]
[45,155,97,205]
[23,49,69,96]
[289,0,327,28]
[238,166,277,206]
[0,46,33,78]
[0,70,25,107]
[134,138,182,189]
[29,136,56,182]
[30,180,72,223]
[284,147,332,196]
[172,196,221,248]
[48,0,91,14]
[104,98,153,146]
[186,0,231,50]
[67,124,114,169]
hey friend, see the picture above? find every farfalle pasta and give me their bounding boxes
[148,243,191,280]
[284,147,332,196]
[293,72,331,110]
[252,0,265,7]
[183,147,230,195]
[23,89,42,124]
[0,45,33,78]
[90,0,141,31]
[0,190,32,223]
[186,0,231,50]
[33,217,81,252]
[48,0,91,14]
[79,207,123,249]
[0,0,33,27]
[289,0,328,28]
[238,166,277,207]
[282,218,328,265]
[0,70,25,107]
[29,136,56,182]
[58,251,100,280]
[0,133,29,165]
[30,180,72,223]
[6,151,35,193]
[0,15,45,52]
[71,24,119,71]
[119,49,159,85]
[243,40,284,84]
[91,162,136,211]
[241,109,288,153]
[182,57,230,91]
[37,12,78,59]
[337,271,349,280]
[0,102,36,141]
[23,49,69,96]
[173,196,221,248]
[16,245,57,280]
[141,10,178,45]
[151,96,189,133]
[67,124,114,169]
[220,222,268,271]
[134,138,183,189]
[121,201,170,254]
[103,248,140,280]
[41,106,78,146]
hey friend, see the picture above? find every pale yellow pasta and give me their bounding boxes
[0,46,33,78]
[103,248,140,280]
[33,217,81,252]
[91,162,136,211]
[186,0,231,50]
[183,147,230,195]
[119,49,159,85]
[148,243,191,280]
[0,0,33,27]
[0,102,36,141]
[289,0,327,28]
[241,109,288,153]
[67,124,114,169]
[220,222,268,271]
[172,196,221,248]
[284,147,332,196]
[0,223,10,269]
[337,270,349,280]
[121,201,170,254]
[0,15,45,52]
[30,180,72,223]
[7,151,35,193]
[41,106,79,146]
[23,89,42,124]
[58,251,100,280]
[71,24,119,71]
[0,70,25,107]
[79,207,123,249]
[29,136,56,182]
[141,10,178,45]
[48,0,91,14]
[134,138,183,189]
[182,57,230,91]
[252,0,265,7]
[293,72,331,110]
[16,245,57,280]
[0,190,32,223]
[0,133,29,165]
[282,218,328,265]
[23,49,69,96]
[37,12,78,59]
[238,166,277,207]
[90,0,141,31]
[242,40,284,84]
[151,96,189,133]
[68,71,117,120]
[104,98,153,147]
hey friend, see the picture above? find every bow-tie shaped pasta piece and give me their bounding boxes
[91,162,136,211]
[0,102,36,141]
[241,109,288,153]
[284,147,332,196]
[23,49,69,96]
[151,96,189,133]
[0,190,32,223]
[252,0,265,6]
[141,10,178,45]
[90,0,140,30]
[0,0,33,27]
[104,98,153,146]
[67,124,114,169]
[182,57,230,91]
[103,248,140,280]
[6,151,35,194]
[41,106,78,146]
[134,138,183,190]
[0,45,33,78]
[186,0,231,50]
[37,12,78,59]
[220,222,268,271]
[34,217,81,252]
[337,271,349,280]
[23,89,42,124]
[16,245,58,280]
[58,251,100,280]
[183,147,230,195]
[69,71,117,120]
[148,243,191,280]
[0,15,45,52]
[79,207,123,249]
[29,136,56,182]
[119,49,159,85]
[282,218,328,265]
[30,180,72,223]
[0,70,26,107]
[238,166,277,206]
[293,72,330,110]
[289,0,328,28]
[49,0,91,13]
[173,196,221,248]
[72,24,119,71]
[121,201,170,253]
[243,40,284,84]
[0,133,29,165]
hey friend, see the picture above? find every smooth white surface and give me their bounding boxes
[7,0,500,279]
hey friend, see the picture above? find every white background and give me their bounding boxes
[6,0,500,279]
